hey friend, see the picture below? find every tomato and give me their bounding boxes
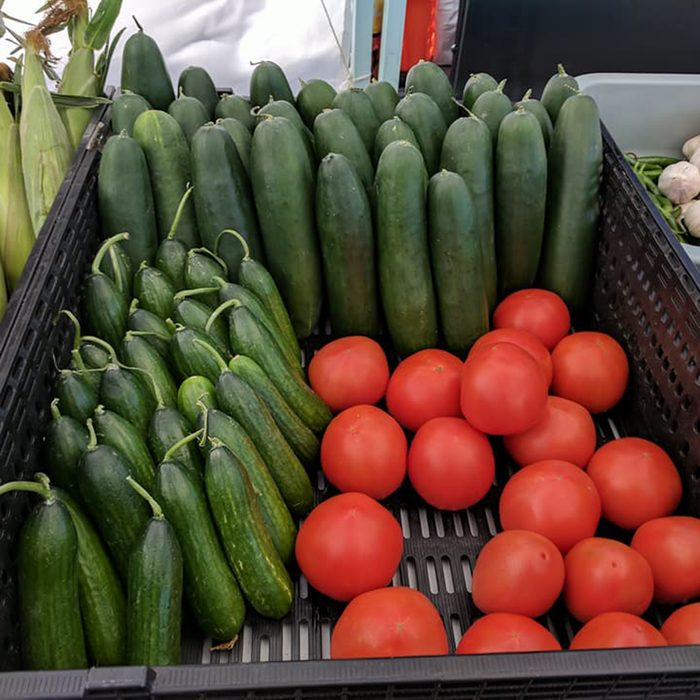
[469,328,553,386]
[503,397,597,469]
[550,332,629,413]
[472,530,565,617]
[499,460,601,554]
[456,613,561,654]
[631,516,700,604]
[492,289,571,350]
[563,537,654,623]
[661,603,700,645]
[460,343,548,435]
[308,336,389,412]
[331,587,449,659]
[569,612,667,650]
[295,493,403,601]
[407,417,494,510]
[385,349,463,432]
[586,438,682,530]
[321,405,407,499]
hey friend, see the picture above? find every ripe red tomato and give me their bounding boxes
[499,460,601,553]
[308,336,389,412]
[331,587,449,659]
[586,438,682,530]
[456,613,561,654]
[660,603,700,645]
[492,289,571,350]
[460,343,548,436]
[407,417,494,510]
[321,405,407,499]
[469,328,553,386]
[472,530,565,617]
[385,349,463,432]
[503,396,597,469]
[564,537,654,623]
[295,493,403,601]
[631,516,700,604]
[550,332,629,413]
[569,612,667,650]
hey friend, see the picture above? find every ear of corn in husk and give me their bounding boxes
[58,46,97,148]
[0,255,7,321]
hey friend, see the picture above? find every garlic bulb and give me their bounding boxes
[690,149,700,170]
[682,135,700,159]
[658,161,700,204]
[679,200,695,218]
[683,200,700,238]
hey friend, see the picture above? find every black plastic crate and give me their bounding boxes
[1,123,700,698]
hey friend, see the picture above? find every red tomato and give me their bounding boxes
[321,405,407,499]
[385,349,463,432]
[472,530,565,617]
[661,603,700,645]
[331,587,448,659]
[308,336,389,412]
[460,343,548,435]
[499,460,601,554]
[456,613,561,654]
[586,438,682,530]
[564,537,654,623]
[492,289,571,350]
[295,493,403,601]
[631,516,700,604]
[469,328,553,386]
[569,612,667,650]
[550,332,629,413]
[503,397,597,469]
[407,417,494,510]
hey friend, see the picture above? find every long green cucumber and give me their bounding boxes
[297,78,337,129]
[257,98,316,170]
[215,94,255,131]
[395,91,447,175]
[184,248,228,305]
[44,399,88,496]
[177,376,217,429]
[373,116,419,166]
[250,60,295,107]
[178,65,219,119]
[217,117,252,175]
[332,88,380,154]
[405,59,458,124]
[55,370,98,424]
[170,324,228,383]
[99,361,156,435]
[111,92,151,137]
[120,332,178,407]
[167,92,209,144]
[149,407,204,486]
[462,72,498,109]
[134,261,175,320]
[375,140,438,356]
[127,300,172,359]
[515,89,554,149]
[364,80,400,123]
[173,292,230,357]
[471,79,512,141]
[99,240,133,301]
[541,64,579,123]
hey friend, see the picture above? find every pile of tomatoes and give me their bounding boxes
[295,289,700,659]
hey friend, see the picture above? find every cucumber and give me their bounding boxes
[134,261,175,319]
[250,116,322,337]
[148,406,204,485]
[190,124,264,275]
[495,109,548,295]
[205,443,293,619]
[373,116,419,166]
[156,460,245,640]
[133,110,199,247]
[99,240,133,300]
[440,115,498,310]
[332,88,380,154]
[79,341,111,371]
[428,170,489,354]
[364,80,400,123]
[98,132,158,266]
[538,94,602,313]
[155,237,188,289]
[168,93,209,144]
[55,370,98,423]
[111,92,151,136]
[405,59,458,125]
[93,405,157,491]
[199,409,297,564]
[515,89,553,149]
[297,78,337,129]
[127,300,172,359]
[462,72,499,109]
[120,21,175,111]
[178,66,219,119]
[313,108,374,195]
[229,355,320,466]
[250,60,295,107]
[170,325,228,383]
[394,91,447,175]
[126,481,182,666]
[184,248,228,305]
[257,98,316,167]
[227,304,332,432]
[471,80,512,141]
[217,117,252,175]
[44,399,88,496]
[173,294,230,357]
[120,332,178,407]
[177,376,217,428]
[215,94,255,131]
[541,64,579,123]
[375,140,438,357]
[316,153,380,336]
[99,362,156,435]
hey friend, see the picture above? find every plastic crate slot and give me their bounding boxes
[298,620,309,661]
[281,619,292,662]
[466,511,479,538]
[484,508,498,537]
[425,557,439,595]
[298,575,309,600]
[452,512,464,537]
[259,635,270,663]
[433,511,445,538]
[399,507,411,539]
[316,470,326,491]
[320,621,331,660]
[441,557,454,595]
[418,508,430,538]
[405,556,418,590]
[460,557,472,593]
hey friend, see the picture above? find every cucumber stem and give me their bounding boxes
[521,88,532,101]
[71,348,88,373]
[132,15,143,31]
[126,476,163,519]
[193,338,228,374]
[195,399,211,446]
[173,287,219,302]
[166,186,194,240]
[92,232,129,276]
[216,229,250,261]
[122,363,165,408]
[107,245,124,295]
[496,79,507,93]
[162,429,204,463]
[129,298,139,314]
[188,247,229,278]
[165,318,178,334]
[50,397,62,421]
[59,309,82,352]
[0,480,52,501]
[86,418,97,449]
[80,335,118,364]
[557,63,567,76]
[206,299,240,334]
[34,473,51,492]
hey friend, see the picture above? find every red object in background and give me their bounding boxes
[401,0,437,71]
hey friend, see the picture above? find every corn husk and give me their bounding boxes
[0,256,7,321]
[58,47,97,149]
